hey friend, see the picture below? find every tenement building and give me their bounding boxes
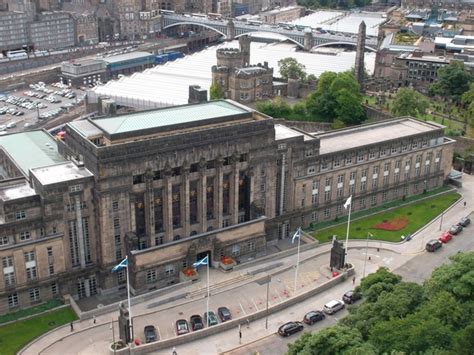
[0,100,454,313]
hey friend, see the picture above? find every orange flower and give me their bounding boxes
[182,267,197,276]
[220,256,234,265]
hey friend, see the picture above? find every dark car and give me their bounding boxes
[278,321,304,337]
[342,290,362,304]
[459,216,471,227]
[449,224,463,235]
[190,314,204,331]
[217,307,232,322]
[204,311,219,326]
[426,239,442,252]
[144,325,158,343]
[303,311,325,325]
[175,319,189,336]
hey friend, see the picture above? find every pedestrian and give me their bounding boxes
[172,346,177,355]
[352,276,356,285]
[70,322,74,332]
[464,201,466,208]
[93,315,96,324]
[246,319,250,328]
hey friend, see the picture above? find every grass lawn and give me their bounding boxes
[0,307,77,355]
[312,192,460,243]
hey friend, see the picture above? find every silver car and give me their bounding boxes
[323,299,345,315]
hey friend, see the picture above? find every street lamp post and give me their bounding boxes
[362,232,372,279]
[439,211,444,231]
[265,275,271,329]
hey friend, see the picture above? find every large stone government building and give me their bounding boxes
[0,100,454,313]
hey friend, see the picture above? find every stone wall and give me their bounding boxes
[273,119,331,133]
[449,136,474,156]
[364,105,394,122]
[0,67,61,91]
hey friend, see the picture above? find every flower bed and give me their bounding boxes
[220,256,236,271]
[373,216,408,231]
[179,267,199,282]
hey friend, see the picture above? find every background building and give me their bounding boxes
[29,12,76,50]
[0,11,31,52]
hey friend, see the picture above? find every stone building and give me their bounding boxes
[401,0,473,11]
[260,5,304,25]
[29,12,76,50]
[0,11,31,52]
[0,100,455,313]
[73,12,99,45]
[211,37,274,103]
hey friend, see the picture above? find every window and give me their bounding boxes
[336,204,343,214]
[321,161,328,170]
[357,152,364,162]
[324,190,331,202]
[247,240,256,252]
[307,166,316,174]
[0,236,9,246]
[311,211,318,222]
[155,235,164,246]
[349,184,355,194]
[380,148,387,157]
[312,180,319,190]
[334,159,340,168]
[359,198,366,209]
[312,192,318,205]
[350,171,356,181]
[360,181,366,192]
[70,184,82,192]
[371,195,377,206]
[19,231,30,241]
[165,264,175,276]
[146,269,157,283]
[231,244,241,256]
[325,177,331,187]
[4,272,15,287]
[305,149,313,157]
[8,293,18,308]
[372,178,378,189]
[391,146,398,154]
[29,287,40,302]
[114,235,122,260]
[2,256,13,269]
[337,187,343,198]
[383,175,389,186]
[15,211,26,220]
[51,283,58,296]
[345,155,352,164]
[26,266,37,281]
[384,162,390,171]
[382,191,388,201]
[337,174,344,184]
[362,169,368,178]
[369,151,376,159]
[373,166,379,175]
[324,208,330,218]
[24,251,35,262]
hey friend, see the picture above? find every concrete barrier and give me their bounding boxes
[111,266,355,355]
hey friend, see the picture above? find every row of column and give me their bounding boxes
[141,158,246,246]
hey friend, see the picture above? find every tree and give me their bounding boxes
[391,88,429,117]
[305,71,365,124]
[429,61,473,101]
[278,58,307,81]
[461,83,474,123]
[209,81,224,100]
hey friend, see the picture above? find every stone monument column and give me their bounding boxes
[355,21,366,91]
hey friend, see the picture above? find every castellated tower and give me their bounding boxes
[239,35,251,67]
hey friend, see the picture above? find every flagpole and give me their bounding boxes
[126,257,133,343]
[344,198,352,265]
[293,227,301,295]
[206,257,210,323]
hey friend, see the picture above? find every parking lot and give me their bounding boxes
[0,82,85,134]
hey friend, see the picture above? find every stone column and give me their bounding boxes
[230,155,239,225]
[304,31,313,52]
[74,195,86,268]
[198,158,207,233]
[163,165,173,242]
[215,156,224,229]
[227,19,235,41]
[182,163,190,238]
[144,169,155,247]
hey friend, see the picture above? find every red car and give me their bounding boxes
[439,232,453,243]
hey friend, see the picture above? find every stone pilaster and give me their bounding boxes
[230,154,239,225]
[216,156,224,229]
[144,169,155,247]
[198,158,207,233]
[163,164,173,242]
[182,162,190,238]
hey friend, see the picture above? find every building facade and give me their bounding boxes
[29,12,76,50]
[260,6,304,25]
[402,0,474,11]
[212,37,274,104]
[0,101,455,313]
[0,11,31,52]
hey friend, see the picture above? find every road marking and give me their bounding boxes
[239,302,246,315]
[252,298,259,311]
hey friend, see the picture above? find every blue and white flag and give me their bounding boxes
[192,255,209,268]
[292,228,301,244]
[112,257,128,272]
[344,195,352,210]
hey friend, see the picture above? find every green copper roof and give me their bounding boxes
[0,131,65,176]
[91,100,250,135]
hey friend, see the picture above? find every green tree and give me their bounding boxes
[429,61,473,101]
[461,83,474,123]
[278,58,307,81]
[391,88,429,117]
[424,252,474,302]
[358,267,401,301]
[209,81,224,100]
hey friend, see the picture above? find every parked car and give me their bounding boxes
[426,239,442,252]
[190,314,204,331]
[144,325,158,343]
[204,311,219,326]
[323,300,345,315]
[449,224,463,235]
[6,122,16,129]
[459,216,471,227]
[303,311,325,325]
[175,319,189,335]
[217,307,232,322]
[278,321,304,337]
[439,232,453,244]
[342,290,362,304]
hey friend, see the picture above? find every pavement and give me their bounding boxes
[20,174,474,355]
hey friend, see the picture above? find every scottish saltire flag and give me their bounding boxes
[112,257,128,272]
[344,195,352,210]
[192,255,209,268]
[292,227,301,244]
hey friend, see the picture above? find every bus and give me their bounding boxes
[247,19,263,26]
[6,50,28,59]
[191,13,207,18]
[159,9,175,15]
[207,12,222,20]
